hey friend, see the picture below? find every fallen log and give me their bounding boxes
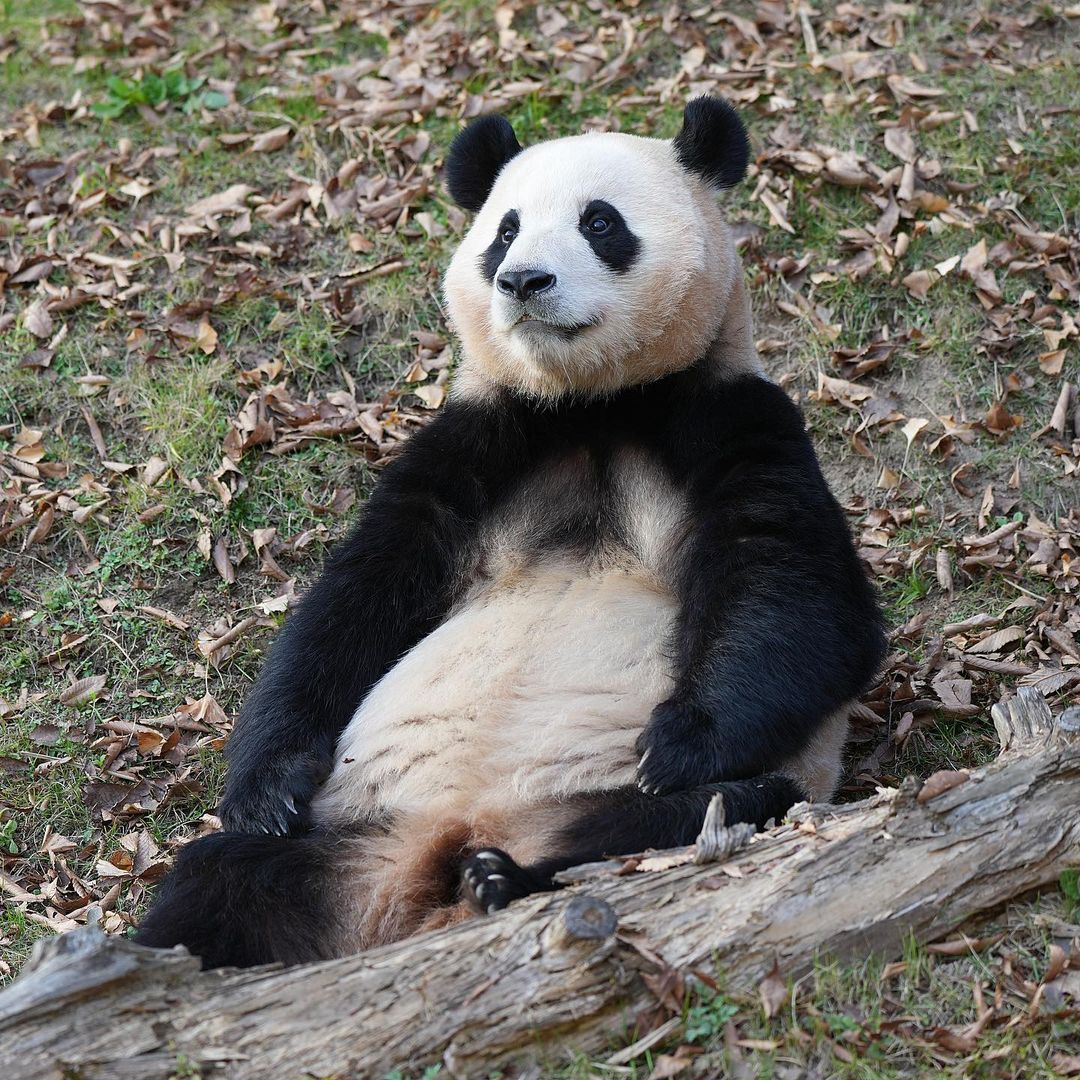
[1,688,1078,1079]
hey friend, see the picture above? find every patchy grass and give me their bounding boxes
[1,0,1078,1073]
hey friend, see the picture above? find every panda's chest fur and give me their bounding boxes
[313,444,690,826]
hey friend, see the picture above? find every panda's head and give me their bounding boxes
[443,97,760,401]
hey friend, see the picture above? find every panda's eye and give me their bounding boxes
[586,216,611,235]
[500,226,517,244]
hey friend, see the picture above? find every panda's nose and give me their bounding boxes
[496,269,556,300]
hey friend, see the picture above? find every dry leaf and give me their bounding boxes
[186,184,253,218]
[196,315,218,355]
[251,125,292,153]
[23,299,53,339]
[824,152,874,188]
[1038,350,1066,376]
[902,269,934,299]
[60,674,107,708]
[917,769,970,803]
[884,127,917,163]
[902,417,928,446]
[413,384,446,409]
[212,538,236,585]
[759,960,789,1018]
[966,626,1023,654]
[983,400,1021,436]
[647,1043,701,1079]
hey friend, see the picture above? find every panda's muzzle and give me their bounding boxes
[496,268,556,301]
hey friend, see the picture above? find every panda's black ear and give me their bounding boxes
[444,115,523,212]
[673,97,749,189]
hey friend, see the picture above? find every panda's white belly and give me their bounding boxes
[312,557,677,827]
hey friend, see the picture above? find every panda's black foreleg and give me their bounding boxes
[217,397,540,837]
[463,774,805,912]
[635,375,887,797]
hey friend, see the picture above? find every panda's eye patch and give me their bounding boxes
[496,211,519,245]
[578,200,640,275]
[480,210,520,282]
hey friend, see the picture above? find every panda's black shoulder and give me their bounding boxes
[655,369,817,460]
[370,389,536,500]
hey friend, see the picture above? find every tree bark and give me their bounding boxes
[1,689,1078,1080]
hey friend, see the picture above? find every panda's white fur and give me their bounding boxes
[314,452,683,822]
[137,100,885,970]
[445,131,762,401]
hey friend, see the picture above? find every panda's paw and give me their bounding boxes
[635,699,721,796]
[218,751,328,836]
[462,848,537,914]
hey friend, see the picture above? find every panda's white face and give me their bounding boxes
[445,132,760,401]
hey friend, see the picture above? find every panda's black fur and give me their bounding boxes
[137,100,885,970]
[443,113,522,211]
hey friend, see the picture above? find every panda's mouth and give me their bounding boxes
[513,316,593,340]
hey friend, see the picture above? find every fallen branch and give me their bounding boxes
[1,689,1078,1079]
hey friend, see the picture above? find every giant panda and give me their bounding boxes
[136,97,886,969]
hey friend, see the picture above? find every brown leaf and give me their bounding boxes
[413,384,446,409]
[23,299,53,339]
[1051,1053,1080,1076]
[917,769,970,803]
[30,723,61,746]
[960,238,987,277]
[901,417,929,446]
[1044,943,1068,984]
[983,400,1021,436]
[648,1048,698,1079]
[636,851,695,872]
[966,626,1023,654]
[824,152,874,188]
[926,932,1005,956]
[902,269,934,300]
[179,693,230,728]
[196,315,218,355]
[927,1026,976,1053]
[60,674,107,708]
[1039,349,1066,376]
[250,125,292,153]
[884,127,917,163]
[186,184,253,218]
[759,189,794,233]
[1050,380,1072,436]
[27,502,55,545]
[887,74,946,99]
[137,606,190,631]
[811,374,874,408]
[212,536,236,585]
[759,960,789,1018]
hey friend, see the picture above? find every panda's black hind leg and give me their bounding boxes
[462,774,807,915]
[461,847,553,913]
[135,829,339,969]
[499,774,808,900]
